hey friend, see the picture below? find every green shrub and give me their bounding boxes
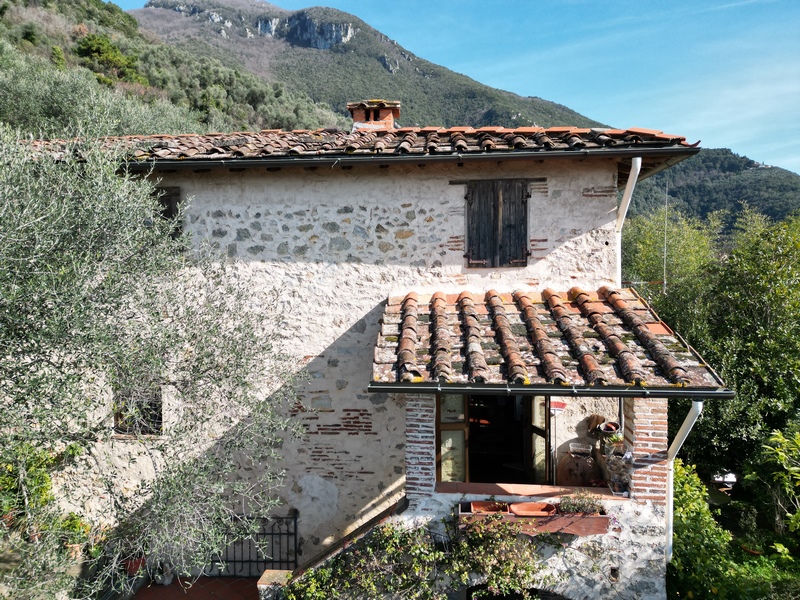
[285,517,553,600]
[58,512,91,545]
[76,32,146,85]
[0,40,205,136]
[285,521,445,600]
[0,444,56,527]
[669,461,732,596]
[50,44,65,69]
[556,490,605,514]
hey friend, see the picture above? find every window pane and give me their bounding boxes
[440,430,466,482]
[440,395,465,423]
[533,433,547,482]
[532,395,547,429]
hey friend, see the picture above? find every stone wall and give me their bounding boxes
[55,157,624,564]
[396,496,667,600]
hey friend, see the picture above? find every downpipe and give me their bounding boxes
[666,400,704,562]
[615,156,642,287]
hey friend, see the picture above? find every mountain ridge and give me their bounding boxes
[132,0,602,129]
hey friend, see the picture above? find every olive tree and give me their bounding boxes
[0,123,302,599]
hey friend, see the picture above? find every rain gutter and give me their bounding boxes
[666,399,704,563]
[124,146,699,173]
[366,381,735,400]
[615,155,642,286]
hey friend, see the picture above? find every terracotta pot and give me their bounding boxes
[509,502,556,517]
[65,543,83,560]
[470,501,509,514]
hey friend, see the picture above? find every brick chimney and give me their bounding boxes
[347,99,400,132]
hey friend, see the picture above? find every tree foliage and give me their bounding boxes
[623,207,800,479]
[631,149,800,227]
[0,122,302,598]
[0,39,204,136]
[0,0,347,135]
[76,32,145,85]
[668,461,736,599]
[284,517,554,600]
[746,429,800,536]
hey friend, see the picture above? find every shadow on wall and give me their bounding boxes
[80,301,404,592]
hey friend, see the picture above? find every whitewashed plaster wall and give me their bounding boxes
[71,158,622,563]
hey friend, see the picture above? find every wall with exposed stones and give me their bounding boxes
[403,393,668,600]
[171,158,620,560]
[394,495,667,600]
[58,157,629,570]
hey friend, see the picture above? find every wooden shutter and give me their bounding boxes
[499,179,529,267]
[156,187,182,239]
[466,180,496,267]
[466,180,528,268]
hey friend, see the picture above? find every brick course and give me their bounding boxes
[405,394,436,498]
[624,397,669,505]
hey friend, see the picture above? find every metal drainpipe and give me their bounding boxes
[615,156,642,287]
[665,400,704,562]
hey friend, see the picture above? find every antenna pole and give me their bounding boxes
[662,179,669,295]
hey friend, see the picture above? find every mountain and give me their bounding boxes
[0,0,347,134]
[1,0,798,222]
[132,0,601,129]
[630,149,800,225]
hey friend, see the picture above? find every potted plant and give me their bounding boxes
[123,555,147,577]
[603,432,625,456]
[557,489,605,515]
[60,513,91,559]
[524,489,612,536]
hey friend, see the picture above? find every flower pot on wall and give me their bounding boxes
[509,502,556,517]
[470,501,510,514]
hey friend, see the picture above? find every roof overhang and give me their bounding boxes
[125,145,700,188]
[371,287,733,400]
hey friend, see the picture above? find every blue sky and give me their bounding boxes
[117,0,800,174]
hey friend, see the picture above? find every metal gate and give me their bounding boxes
[205,513,298,577]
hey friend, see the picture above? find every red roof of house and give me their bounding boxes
[114,126,693,160]
[30,125,699,187]
[370,287,730,398]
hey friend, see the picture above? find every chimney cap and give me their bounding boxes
[346,99,401,111]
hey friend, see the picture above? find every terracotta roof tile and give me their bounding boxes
[372,287,724,390]
[31,127,697,190]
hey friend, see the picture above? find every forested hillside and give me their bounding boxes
[631,148,800,225]
[133,0,601,129]
[4,0,800,228]
[0,0,346,136]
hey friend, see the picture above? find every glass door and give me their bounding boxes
[524,396,550,483]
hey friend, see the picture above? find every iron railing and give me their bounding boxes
[205,513,298,577]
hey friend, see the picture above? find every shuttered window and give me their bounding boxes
[465,180,529,268]
[156,186,182,239]
[114,387,163,436]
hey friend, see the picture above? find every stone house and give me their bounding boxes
[120,100,732,599]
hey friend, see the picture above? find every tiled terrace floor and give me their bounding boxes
[135,577,259,600]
